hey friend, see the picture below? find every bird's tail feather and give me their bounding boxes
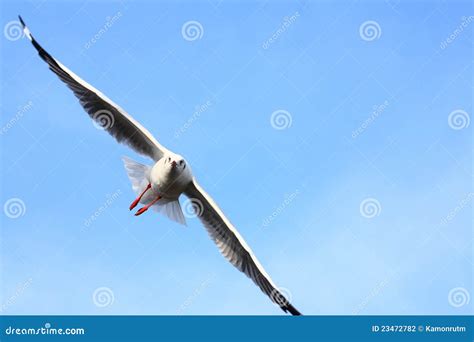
[153,199,186,226]
[122,156,151,195]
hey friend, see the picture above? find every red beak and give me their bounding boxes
[171,160,177,167]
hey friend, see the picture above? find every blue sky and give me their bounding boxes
[1,0,472,315]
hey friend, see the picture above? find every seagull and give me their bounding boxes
[19,16,301,316]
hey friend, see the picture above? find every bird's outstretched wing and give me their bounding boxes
[184,180,302,315]
[19,16,169,161]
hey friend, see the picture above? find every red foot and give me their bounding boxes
[129,198,141,211]
[135,206,149,216]
[129,183,151,210]
[133,195,161,217]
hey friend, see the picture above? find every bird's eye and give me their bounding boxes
[180,160,184,165]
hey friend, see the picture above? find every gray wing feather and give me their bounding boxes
[20,16,169,161]
[184,180,301,315]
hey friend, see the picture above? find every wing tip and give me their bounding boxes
[283,303,302,316]
[271,288,302,316]
[17,15,33,42]
[18,15,25,27]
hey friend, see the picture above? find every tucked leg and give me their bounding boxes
[129,183,151,210]
[135,195,162,216]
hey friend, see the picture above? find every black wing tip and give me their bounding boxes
[17,14,34,44]
[17,16,51,63]
[18,15,25,27]
[272,289,302,315]
[283,303,302,316]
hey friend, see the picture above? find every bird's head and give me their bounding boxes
[163,153,190,176]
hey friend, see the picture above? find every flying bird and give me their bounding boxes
[19,16,301,316]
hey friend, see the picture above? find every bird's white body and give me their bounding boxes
[148,154,192,200]
[123,154,192,225]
